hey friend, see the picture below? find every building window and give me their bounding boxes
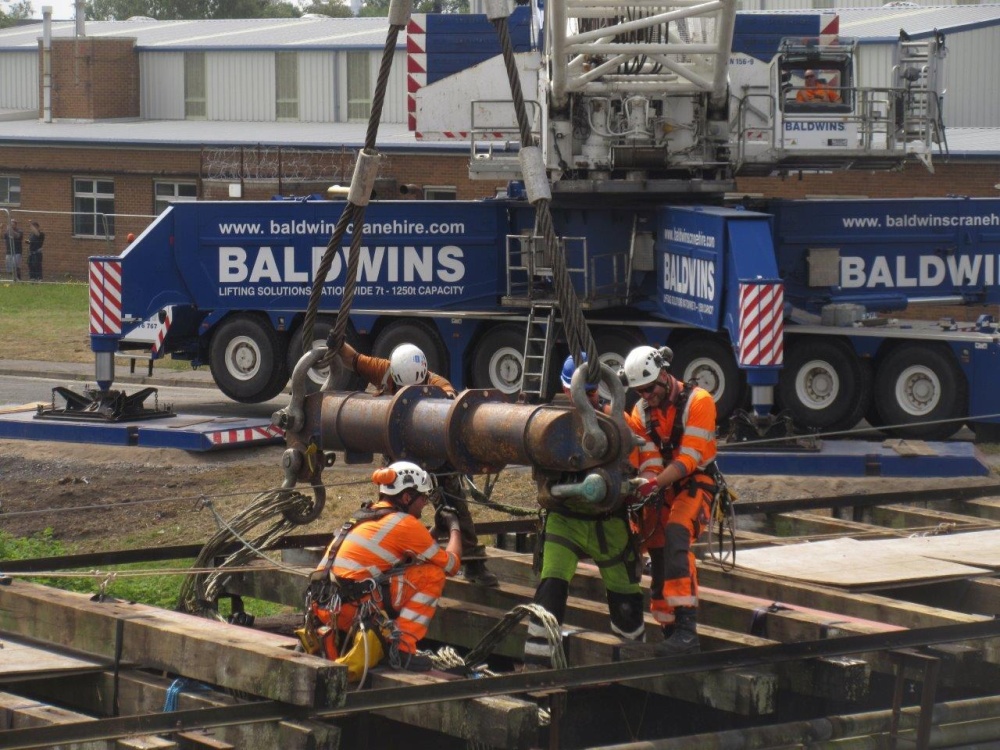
[154,181,198,215]
[185,52,207,119]
[346,51,371,121]
[276,51,298,120]
[423,185,458,200]
[74,178,115,238]
[0,175,21,205]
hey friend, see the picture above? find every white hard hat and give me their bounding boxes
[373,461,435,496]
[619,345,672,388]
[389,344,428,386]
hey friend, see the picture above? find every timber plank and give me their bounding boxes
[0,581,346,708]
[0,635,108,683]
[866,529,1000,569]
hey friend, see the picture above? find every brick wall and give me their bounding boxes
[47,38,139,120]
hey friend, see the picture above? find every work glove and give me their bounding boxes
[435,506,461,534]
[635,478,660,501]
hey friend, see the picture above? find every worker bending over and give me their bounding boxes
[620,345,718,655]
[524,354,645,668]
[314,461,462,672]
[337,340,498,586]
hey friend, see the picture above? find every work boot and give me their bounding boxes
[654,607,700,656]
[462,559,499,587]
[397,651,434,672]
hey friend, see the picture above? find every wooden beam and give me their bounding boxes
[0,581,346,708]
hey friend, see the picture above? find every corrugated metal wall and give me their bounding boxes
[137,49,405,124]
[207,52,275,122]
[739,0,957,8]
[140,51,185,120]
[0,52,38,110]
[857,25,1000,128]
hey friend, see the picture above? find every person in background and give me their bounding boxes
[523,353,645,669]
[3,219,24,281]
[619,345,718,655]
[796,69,841,103]
[337,339,499,586]
[27,221,44,281]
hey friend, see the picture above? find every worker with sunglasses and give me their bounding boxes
[619,345,718,655]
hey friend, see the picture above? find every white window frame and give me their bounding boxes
[276,51,299,121]
[0,175,21,206]
[185,52,207,119]
[346,51,371,122]
[73,177,116,238]
[423,185,458,200]
[154,180,198,215]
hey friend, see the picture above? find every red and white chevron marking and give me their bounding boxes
[209,424,284,446]
[152,307,173,355]
[89,260,123,335]
[819,14,839,46]
[738,282,783,367]
[407,16,427,132]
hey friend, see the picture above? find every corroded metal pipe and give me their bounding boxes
[277,382,636,516]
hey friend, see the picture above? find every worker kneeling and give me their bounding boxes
[301,461,463,674]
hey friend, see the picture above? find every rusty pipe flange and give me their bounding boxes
[383,384,452,469]
[444,388,516,474]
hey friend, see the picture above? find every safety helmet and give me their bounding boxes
[560,353,598,390]
[619,345,672,388]
[372,461,435,496]
[388,344,428,387]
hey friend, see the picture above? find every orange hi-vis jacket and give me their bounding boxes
[796,83,840,103]
[324,500,460,652]
[351,352,456,397]
[627,383,718,485]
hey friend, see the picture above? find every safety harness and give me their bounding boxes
[534,504,643,584]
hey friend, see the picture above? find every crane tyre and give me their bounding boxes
[372,319,448,382]
[209,314,289,403]
[287,318,365,393]
[593,327,645,402]
[471,324,525,394]
[873,343,966,440]
[777,338,872,433]
[671,338,745,424]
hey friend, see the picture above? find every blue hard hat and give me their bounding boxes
[561,353,598,390]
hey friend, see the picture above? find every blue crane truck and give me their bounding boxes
[88,194,1000,441]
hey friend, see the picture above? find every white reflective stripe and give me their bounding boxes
[416,541,441,560]
[399,609,433,627]
[444,553,460,574]
[351,535,402,567]
[638,458,662,473]
[652,611,675,624]
[410,591,437,606]
[685,425,714,440]
[333,557,384,579]
[371,513,407,544]
[680,445,702,462]
[638,438,658,452]
[666,595,698,607]
[610,622,645,641]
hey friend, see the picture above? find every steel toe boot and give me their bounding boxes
[654,607,700,655]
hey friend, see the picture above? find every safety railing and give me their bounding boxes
[504,233,628,307]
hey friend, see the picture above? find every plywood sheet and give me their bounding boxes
[734,537,989,588]
[866,529,1000,569]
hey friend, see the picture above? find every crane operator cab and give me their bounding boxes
[735,30,946,174]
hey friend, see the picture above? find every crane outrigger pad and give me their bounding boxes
[36,387,174,423]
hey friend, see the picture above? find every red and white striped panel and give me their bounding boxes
[819,14,839,46]
[415,131,506,140]
[151,306,173,355]
[89,260,123,335]
[209,424,284,447]
[738,282,784,367]
[407,16,427,132]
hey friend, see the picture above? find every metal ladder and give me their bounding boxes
[893,31,948,169]
[520,303,556,401]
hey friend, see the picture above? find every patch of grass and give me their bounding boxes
[0,529,285,615]
[0,281,186,369]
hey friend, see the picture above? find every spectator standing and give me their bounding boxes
[3,219,23,281]
[27,221,44,281]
